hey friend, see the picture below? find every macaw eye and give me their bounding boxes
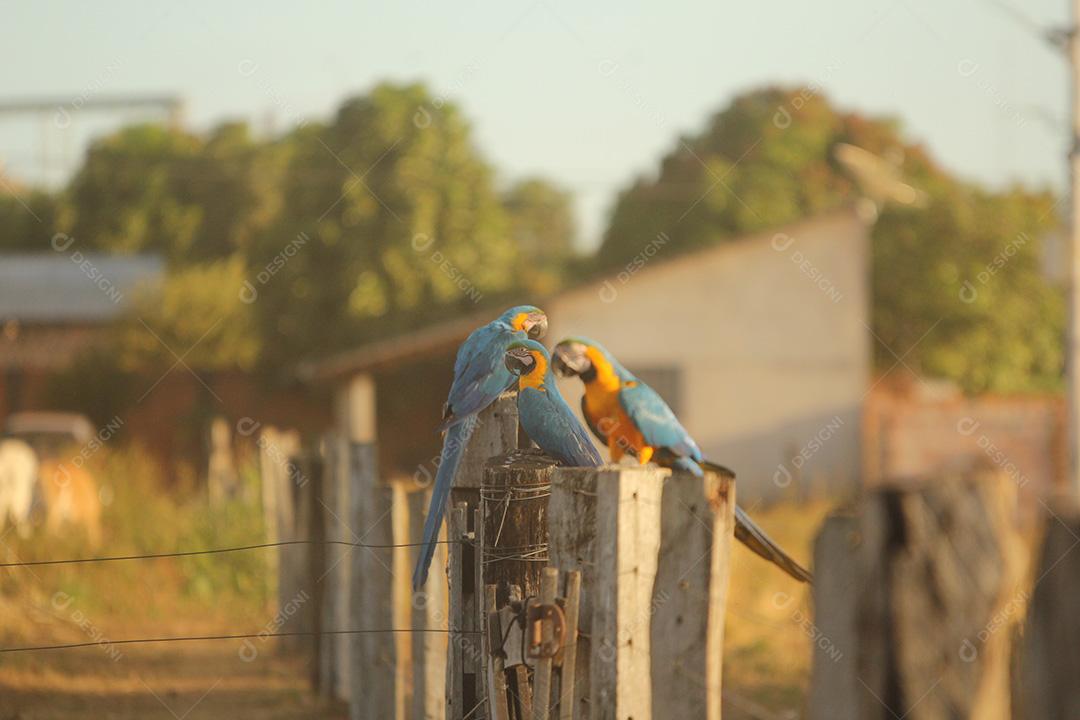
[504,348,536,375]
[525,313,548,340]
[553,344,590,376]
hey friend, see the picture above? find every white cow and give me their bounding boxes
[0,438,37,538]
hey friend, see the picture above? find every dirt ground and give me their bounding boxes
[0,635,346,720]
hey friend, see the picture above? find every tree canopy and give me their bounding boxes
[2,83,574,383]
[596,87,1062,393]
[0,83,1064,395]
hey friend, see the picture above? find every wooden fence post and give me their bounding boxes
[649,468,734,720]
[282,449,325,685]
[549,468,599,720]
[1017,499,1080,719]
[445,394,520,720]
[481,448,556,602]
[850,472,1025,720]
[340,373,402,720]
[318,432,338,699]
[554,467,663,720]
[331,429,352,703]
[411,485,448,720]
[807,513,859,720]
[446,503,470,720]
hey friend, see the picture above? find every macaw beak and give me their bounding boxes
[504,347,536,377]
[552,344,590,377]
[524,313,548,340]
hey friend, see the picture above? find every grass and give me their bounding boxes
[0,444,272,643]
[723,498,836,717]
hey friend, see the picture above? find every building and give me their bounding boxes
[308,208,871,502]
[0,252,164,417]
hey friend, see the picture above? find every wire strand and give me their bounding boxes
[0,538,465,568]
[0,627,481,654]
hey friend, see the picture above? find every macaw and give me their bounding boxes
[503,339,604,468]
[412,305,548,591]
[551,337,812,583]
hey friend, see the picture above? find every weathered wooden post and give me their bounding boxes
[284,448,324,683]
[411,486,448,720]
[482,448,557,602]
[550,465,737,720]
[807,513,859,720]
[318,430,346,700]
[445,394,520,720]
[1017,499,1080,719]
[649,469,735,720]
[328,428,352,703]
[591,466,664,719]
[549,468,599,719]
[341,374,402,720]
[479,448,559,718]
[809,471,1026,720]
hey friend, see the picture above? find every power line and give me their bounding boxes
[0,538,466,568]
[0,628,480,654]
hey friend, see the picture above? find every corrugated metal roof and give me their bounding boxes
[0,253,164,322]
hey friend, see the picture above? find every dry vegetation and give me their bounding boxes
[0,445,344,719]
[0,444,834,718]
[723,499,836,718]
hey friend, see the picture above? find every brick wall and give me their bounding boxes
[864,375,1064,516]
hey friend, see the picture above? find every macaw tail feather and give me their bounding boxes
[412,415,478,591]
[732,505,813,583]
[699,460,812,584]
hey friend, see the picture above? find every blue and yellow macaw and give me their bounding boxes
[503,339,603,468]
[412,305,548,591]
[552,337,812,583]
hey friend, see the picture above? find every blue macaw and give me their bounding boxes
[503,339,603,468]
[551,337,812,583]
[412,305,548,591]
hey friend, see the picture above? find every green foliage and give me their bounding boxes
[0,445,269,621]
[66,124,204,261]
[247,82,519,370]
[874,188,1063,393]
[503,178,576,295]
[0,182,70,252]
[597,86,1063,393]
[115,255,261,372]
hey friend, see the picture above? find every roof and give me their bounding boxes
[0,253,164,323]
[302,207,867,383]
[298,310,494,382]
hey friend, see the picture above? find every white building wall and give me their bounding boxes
[546,210,870,501]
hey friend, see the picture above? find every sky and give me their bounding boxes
[1,0,1068,249]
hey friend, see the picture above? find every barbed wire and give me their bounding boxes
[0,627,482,654]
[0,538,468,569]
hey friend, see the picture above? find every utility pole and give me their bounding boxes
[1067,0,1080,496]
[987,1,1079,494]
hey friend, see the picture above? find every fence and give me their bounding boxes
[12,397,1080,719]
[311,393,735,720]
[805,467,1080,719]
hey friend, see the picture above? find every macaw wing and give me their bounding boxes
[618,382,701,461]
[557,397,605,467]
[521,389,603,467]
[443,323,521,425]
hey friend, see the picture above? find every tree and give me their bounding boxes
[114,256,261,373]
[66,124,204,262]
[0,173,68,252]
[503,178,576,295]
[246,82,518,372]
[597,86,1063,393]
